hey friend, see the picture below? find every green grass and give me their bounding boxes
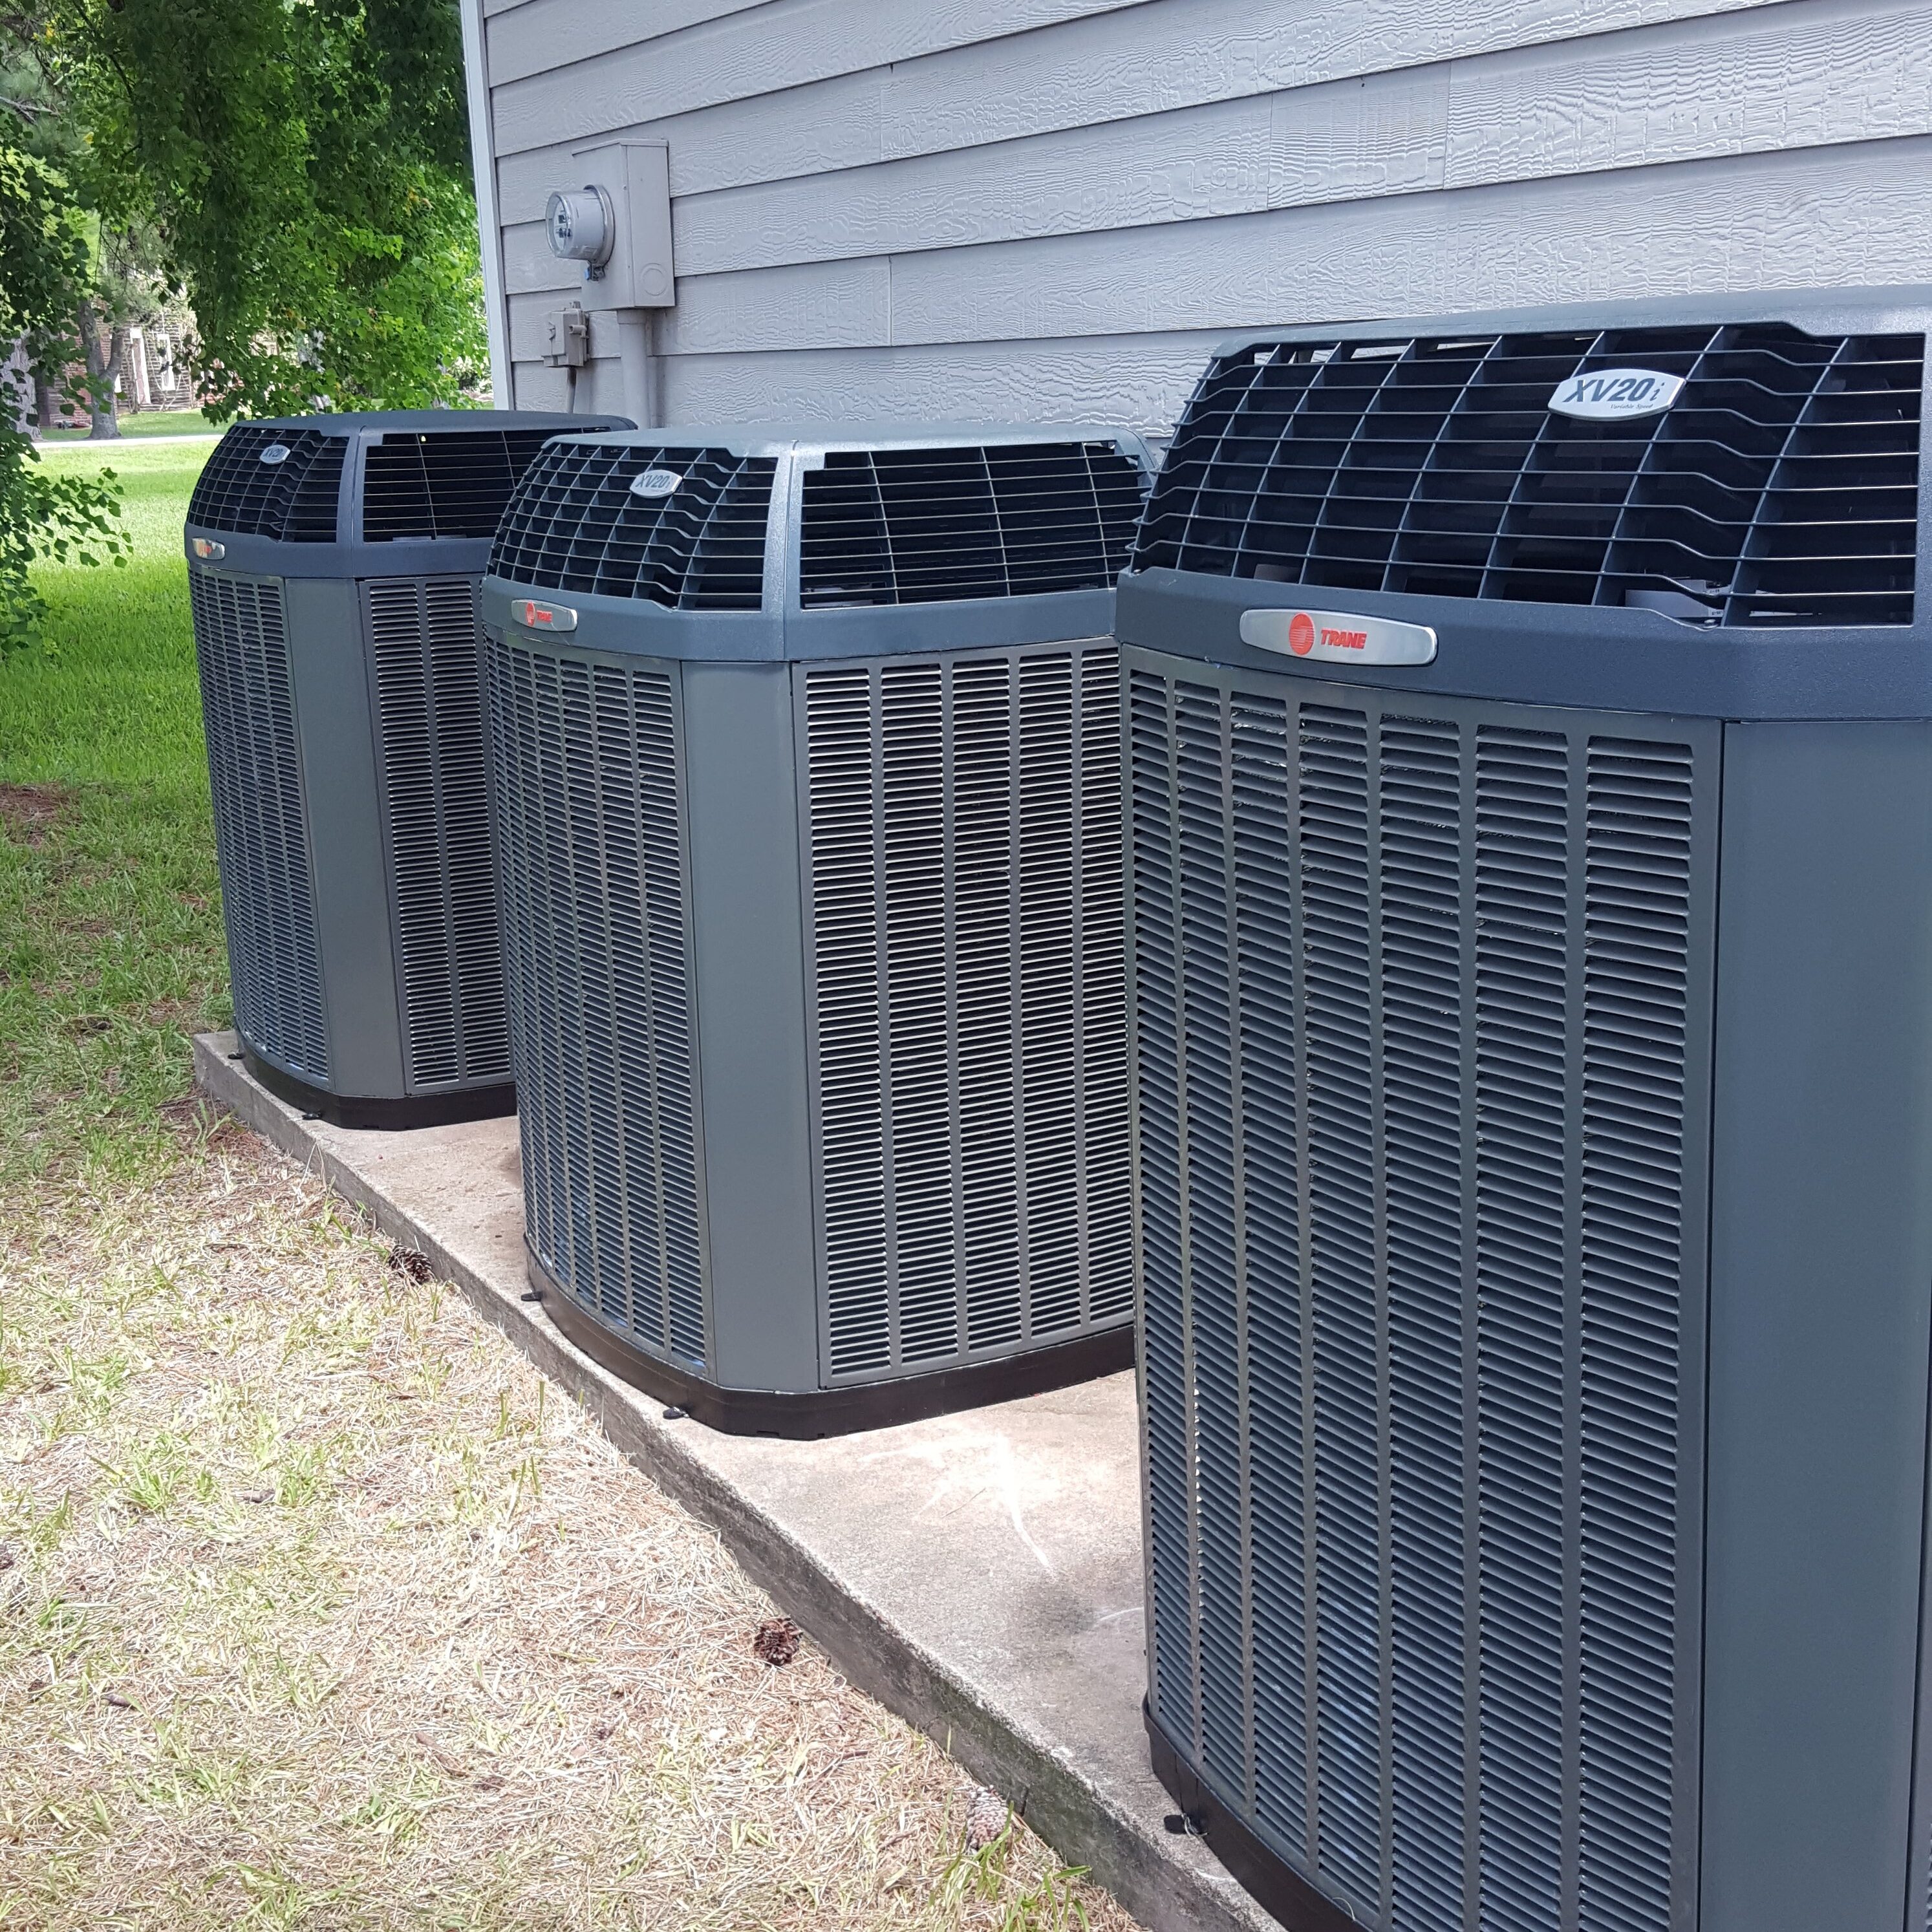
[0,438,228,1181]
[41,408,220,442]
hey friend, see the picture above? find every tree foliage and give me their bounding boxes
[14,0,485,418]
[0,0,483,650]
[0,118,126,652]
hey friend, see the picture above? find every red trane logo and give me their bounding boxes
[1322,627,1368,650]
[1289,611,1316,655]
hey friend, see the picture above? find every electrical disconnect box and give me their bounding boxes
[545,141,674,312]
[541,303,588,369]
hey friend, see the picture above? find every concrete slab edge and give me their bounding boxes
[192,1036,1258,1932]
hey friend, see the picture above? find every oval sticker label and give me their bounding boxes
[1548,367,1684,421]
[259,442,291,465]
[1241,606,1437,667]
[631,468,682,499]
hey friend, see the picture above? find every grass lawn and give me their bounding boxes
[0,443,1128,1930]
[41,409,221,442]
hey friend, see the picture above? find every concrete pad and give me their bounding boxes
[193,1034,1277,1932]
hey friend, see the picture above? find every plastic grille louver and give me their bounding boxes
[484,635,707,1368]
[1135,324,1922,626]
[361,429,575,541]
[1130,660,1713,1930]
[190,570,328,1078]
[365,577,510,1089]
[489,443,774,608]
[799,442,1148,607]
[802,644,1132,1380]
[187,424,346,541]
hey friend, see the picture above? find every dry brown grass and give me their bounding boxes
[0,1124,1139,1931]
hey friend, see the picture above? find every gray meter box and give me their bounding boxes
[480,423,1155,1433]
[184,408,629,1128]
[1117,286,1932,1932]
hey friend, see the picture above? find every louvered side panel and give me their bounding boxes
[1229,690,1307,1860]
[1299,702,1381,1906]
[484,636,706,1368]
[1127,651,1712,1932]
[1577,738,1693,1932]
[1174,683,1245,1800]
[804,643,1133,1388]
[1379,715,1468,1932]
[1079,650,1134,1327]
[953,657,1020,1352]
[1130,669,1198,1747]
[1473,724,1571,1932]
[191,570,328,1080]
[883,660,957,1364]
[804,665,890,1378]
[366,577,510,1091]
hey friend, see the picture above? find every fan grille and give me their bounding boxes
[187,424,346,542]
[490,443,774,608]
[800,442,1147,607]
[1135,324,1922,627]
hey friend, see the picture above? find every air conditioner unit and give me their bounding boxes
[186,409,630,1127]
[480,424,1156,1434]
[1118,289,1929,1932]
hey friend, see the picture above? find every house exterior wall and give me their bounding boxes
[462,0,1932,430]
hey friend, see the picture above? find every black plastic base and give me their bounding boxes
[530,1249,1135,1439]
[244,1049,517,1132]
[1145,1704,1362,1932]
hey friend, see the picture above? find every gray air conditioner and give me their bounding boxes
[185,409,628,1127]
[1116,289,1931,1932]
[480,424,1155,1434]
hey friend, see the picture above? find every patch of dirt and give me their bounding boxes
[0,783,72,847]
[155,1094,246,1150]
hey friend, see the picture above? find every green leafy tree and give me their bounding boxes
[0,118,126,652]
[16,0,486,421]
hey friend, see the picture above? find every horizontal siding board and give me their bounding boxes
[502,220,588,297]
[488,0,1151,156]
[487,0,1783,195]
[875,133,1932,349]
[508,328,1228,425]
[655,0,1921,276]
[506,254,891,361]
[671,92,1285,275]
[871,0,1782,160]
[486,0,773,87]
[494,70,886,218]
[600,134,1932,357]
[1443,0,1932,182]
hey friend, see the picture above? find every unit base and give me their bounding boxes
[1145,1704,1362,1932]
[243,1050,517,1132]
[530,1250,1135,1438]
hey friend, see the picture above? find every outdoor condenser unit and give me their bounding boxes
[185,409,628,1127]
[480,424,1155,1433]
[1119,289,1932,1932]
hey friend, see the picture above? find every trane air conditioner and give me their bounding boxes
[480,424,1155,1433]
[1118,288,1930,1932]
[186,409,628,1126]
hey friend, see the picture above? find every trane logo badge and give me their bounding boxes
[511,598,578,632]
[258,442,291,465]
[631,468,682,499]
[1241,606,1437,667]
[1547,367,1684,421]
